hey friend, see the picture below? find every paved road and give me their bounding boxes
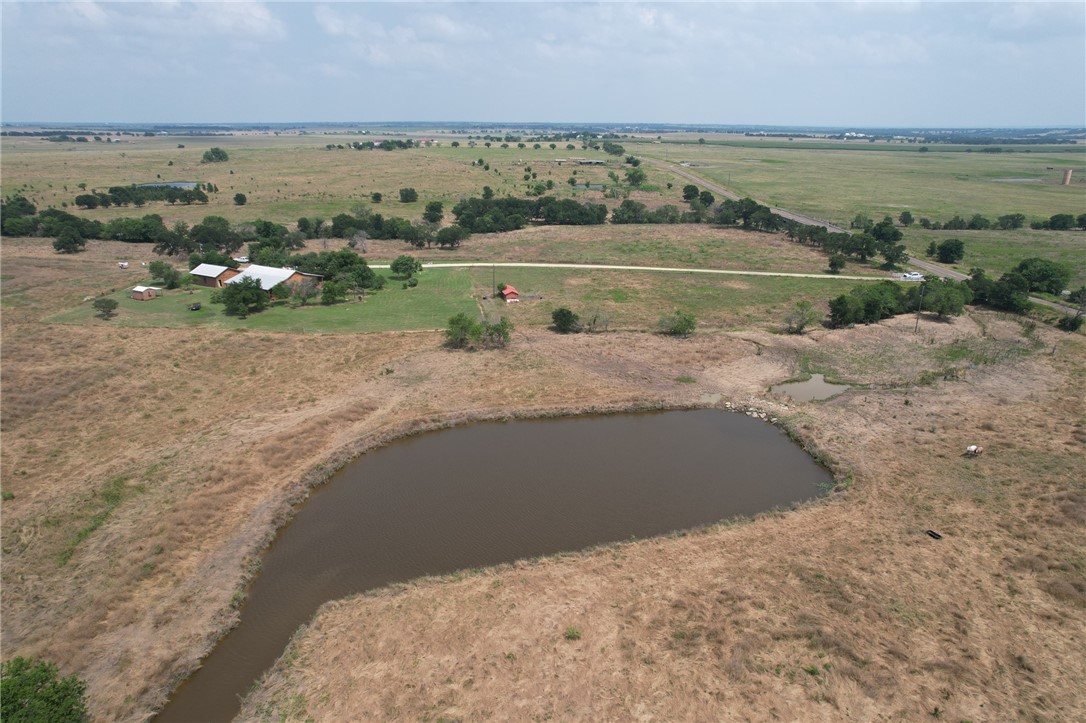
[646,159,1079,314]
[371,261,885,282]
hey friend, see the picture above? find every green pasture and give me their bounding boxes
[631,140,1085,227]
[469,266,878,331]
[902,228,1086,286]
[48,268,478,333]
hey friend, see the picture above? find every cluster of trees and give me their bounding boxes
[445,313,513,349]
[74,184,216,209]
[1030,213,1086,231]
[786,215,908,269]
[964,257,1074,316]
[828,279,973,327]
[611,200,691,224]
[452,196,611,232]
[301,207,468,249]
[601,141,625,156]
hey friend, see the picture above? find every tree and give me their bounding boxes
[201,147,229,163]
[445,312,482,348]
[371,192,382,203]
[52,226,85,254]
[698,190,715,207]
[423,201,444,224]
[321,280,346,305]
[926,240,938,257]
[881,243,909,269]
[625,167,646,186]
[293,279,319,306]
[1048,213,1075,230]
[784,300,821,334]
[936,238,965,264]
[551,307,580,333]
[997,213,1026,230]
[390,254,422,279]
[1,657,88,723]
[680,184,699,201]
[218,276,268,316]
[399,188,418,203]
[1077,213,1086,230]
[659,309,696,337]
[148,260,181,289]
[481,186,494,200]
[827,254,846,274]
[898,210,914,226]
[1014,257,1072,294]
[233,193,247,206]
[92,297,118,319]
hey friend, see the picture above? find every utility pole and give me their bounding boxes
[914,282,926,333]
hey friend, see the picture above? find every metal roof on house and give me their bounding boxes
[226,264,296,290]
[500,285,519,297]
[226,265,320,291]
[132,286,157,292]
[189,263,230,278]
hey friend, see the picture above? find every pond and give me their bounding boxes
[156,409,830,722]
[771,374,850,402]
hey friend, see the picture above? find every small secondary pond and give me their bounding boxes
[771,374,850,402]
[156,409,830,722]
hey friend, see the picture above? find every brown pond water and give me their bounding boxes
[156,409,830,722]
[771,374,850,402]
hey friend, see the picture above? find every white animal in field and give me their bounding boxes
[965,445,984,457]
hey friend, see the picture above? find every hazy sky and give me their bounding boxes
[2,1,1084,127]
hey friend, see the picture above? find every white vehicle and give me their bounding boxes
[900,272,925,281]
[118,262,129,269]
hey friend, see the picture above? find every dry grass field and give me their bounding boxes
[2,231,1084,722]
[2,133,1084,722]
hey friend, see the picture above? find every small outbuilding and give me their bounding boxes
[131,285,158,301]
[499,285,520,302]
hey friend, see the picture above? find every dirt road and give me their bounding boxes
[371,260,884,282]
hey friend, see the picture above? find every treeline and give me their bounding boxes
[857,211,1086,232]
[325,139,417,151]
[73,184,218,209]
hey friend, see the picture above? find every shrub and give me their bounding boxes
[564,626,582,641]
[92,298,118,319]
[398,187,418,203]
[659,309,696,337]
[1056,314,1083,332]
[201,147,228,163]
[551,307,581,333]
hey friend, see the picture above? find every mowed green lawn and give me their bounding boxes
[632,140,1086,227]
[49,268,478,333]
[469,266,879,331]
[902,228,1086,286]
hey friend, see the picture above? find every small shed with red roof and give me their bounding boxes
[499,285,520,302]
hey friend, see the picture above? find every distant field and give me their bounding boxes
[1,135,691,227]
[632,139,1086,227]
[902,228,1086,286]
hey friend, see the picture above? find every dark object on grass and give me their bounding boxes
[189,303,202,311]
[926,529,943,540]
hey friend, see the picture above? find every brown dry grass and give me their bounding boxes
[237,318,1086,723]
[2,235,1085,723]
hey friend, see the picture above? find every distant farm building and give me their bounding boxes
[226,264,323,291]
[499,285,520,302]
[131,286,158,301]
[189,263,241,288]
